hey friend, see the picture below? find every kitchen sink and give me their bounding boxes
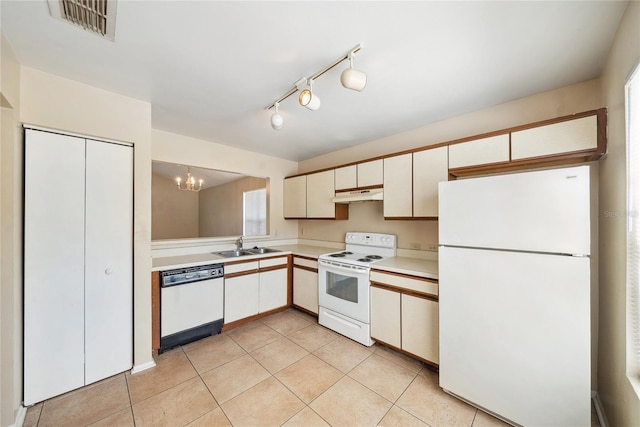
[213,250,254,258]
[246,247,281,254]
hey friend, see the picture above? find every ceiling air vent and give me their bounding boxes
[48,0,117,41]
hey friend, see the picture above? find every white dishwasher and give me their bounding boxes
[160,263,224,353]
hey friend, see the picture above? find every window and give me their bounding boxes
[243,188,267,236]
[626,61,640,380]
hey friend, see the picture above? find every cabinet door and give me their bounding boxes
[85,139,133,384]
[383,154,413,217]
[413,147,448,217]
[511,115,597,160]
[448,134,510,169]
[335,165,357,190]
[24,130,86,405]
[293,267,318,314]
[225,274,260,323]
[370,286,401,348]
[284,175,307,218]
[358,159,383,187]
[306,170,336,218]
[259,268,288,313]
[402,294,439,364]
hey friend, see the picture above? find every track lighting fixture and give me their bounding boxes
[270,102,283,130]
[265,43,365,130]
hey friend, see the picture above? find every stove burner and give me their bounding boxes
[329,253,346,257]
[342,251,353,255]
[357,258,371,262]
[366,255,383,259]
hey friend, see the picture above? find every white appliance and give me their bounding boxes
[160,264,224,353]
[438,165,592,427]
[318,232,396,346]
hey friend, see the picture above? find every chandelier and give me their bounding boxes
[176,167,203,192]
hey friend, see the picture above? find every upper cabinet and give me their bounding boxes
[283,170,348,220]
[357,159,384,187]
[448,134,510,169]
[384,154,413,218]
[335,165,357,191]
[284,109,606,221]
[307,170,337,218]
[511,115,597,160]
[283,175,307,219]
[414,146,449,218]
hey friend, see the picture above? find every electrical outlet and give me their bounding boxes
[410,242,421,250]
[300,227,304,236]
[428,244,438,251]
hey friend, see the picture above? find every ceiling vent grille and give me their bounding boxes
[48,0,117,41]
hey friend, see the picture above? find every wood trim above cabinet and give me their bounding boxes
[335,184,384,193]
[293,264,318,273]
[370,281,439,302]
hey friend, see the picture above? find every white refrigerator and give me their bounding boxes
[438,165,592,427]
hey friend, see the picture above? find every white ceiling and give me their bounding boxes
[1,1,628,162]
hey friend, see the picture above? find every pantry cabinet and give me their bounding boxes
[383,154,413,218]
[370,269,439,366]
[24,128,133,405]
[413,146,449,218]
[292,256,319,315]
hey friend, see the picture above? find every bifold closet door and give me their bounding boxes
[84,139,133,384]
[24,130,86,405]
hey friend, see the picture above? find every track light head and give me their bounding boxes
[270,102,283,130]
[299,80,321,110]
[341,55,367,91]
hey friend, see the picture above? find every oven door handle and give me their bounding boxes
[319,259,369,275]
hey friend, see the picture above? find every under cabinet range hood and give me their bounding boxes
[332,188,383,203]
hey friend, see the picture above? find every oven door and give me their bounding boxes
[318,259,370,323]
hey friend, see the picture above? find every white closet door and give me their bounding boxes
[84,139,133,384]
[24,130,86,405]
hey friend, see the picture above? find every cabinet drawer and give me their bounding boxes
[225,261,259,275]
[448,134,510,168]
[511,115,597,160]
[293,257,318,270]
[259,256,288,268]
[370,270,438,297]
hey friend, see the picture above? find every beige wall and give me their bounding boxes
[18,68,154,378]
[152,173,199,240]
[152,129,299,240]
[299,79,602,173]
[199,176,267,237]
[0,33,23,427]
[598,1,640,425]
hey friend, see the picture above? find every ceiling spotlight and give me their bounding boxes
[341,53,367,91]
[299,79,321,111]
[270,102,283,130]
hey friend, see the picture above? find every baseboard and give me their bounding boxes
[10,405,27,427]
[131,360,156,374]
[592,391,609,427]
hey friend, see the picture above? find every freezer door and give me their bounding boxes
[439,165,590,255]
[439,246,591,427]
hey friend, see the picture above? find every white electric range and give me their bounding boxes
[318,232,397,346]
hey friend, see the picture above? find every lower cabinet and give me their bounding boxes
[224,256,289,324]
[370,270,439,365]
[292,256,319,315]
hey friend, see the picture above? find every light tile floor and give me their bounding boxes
[24,308,601,427]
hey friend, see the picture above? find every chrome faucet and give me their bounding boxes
[236,236,244,251]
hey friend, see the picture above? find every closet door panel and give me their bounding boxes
[24,129,86,405]
[84,140,134,384]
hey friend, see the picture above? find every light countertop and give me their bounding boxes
[152,243,438,279]
[372,257,439,280]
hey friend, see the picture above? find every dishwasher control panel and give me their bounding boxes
[160,263,224,287]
